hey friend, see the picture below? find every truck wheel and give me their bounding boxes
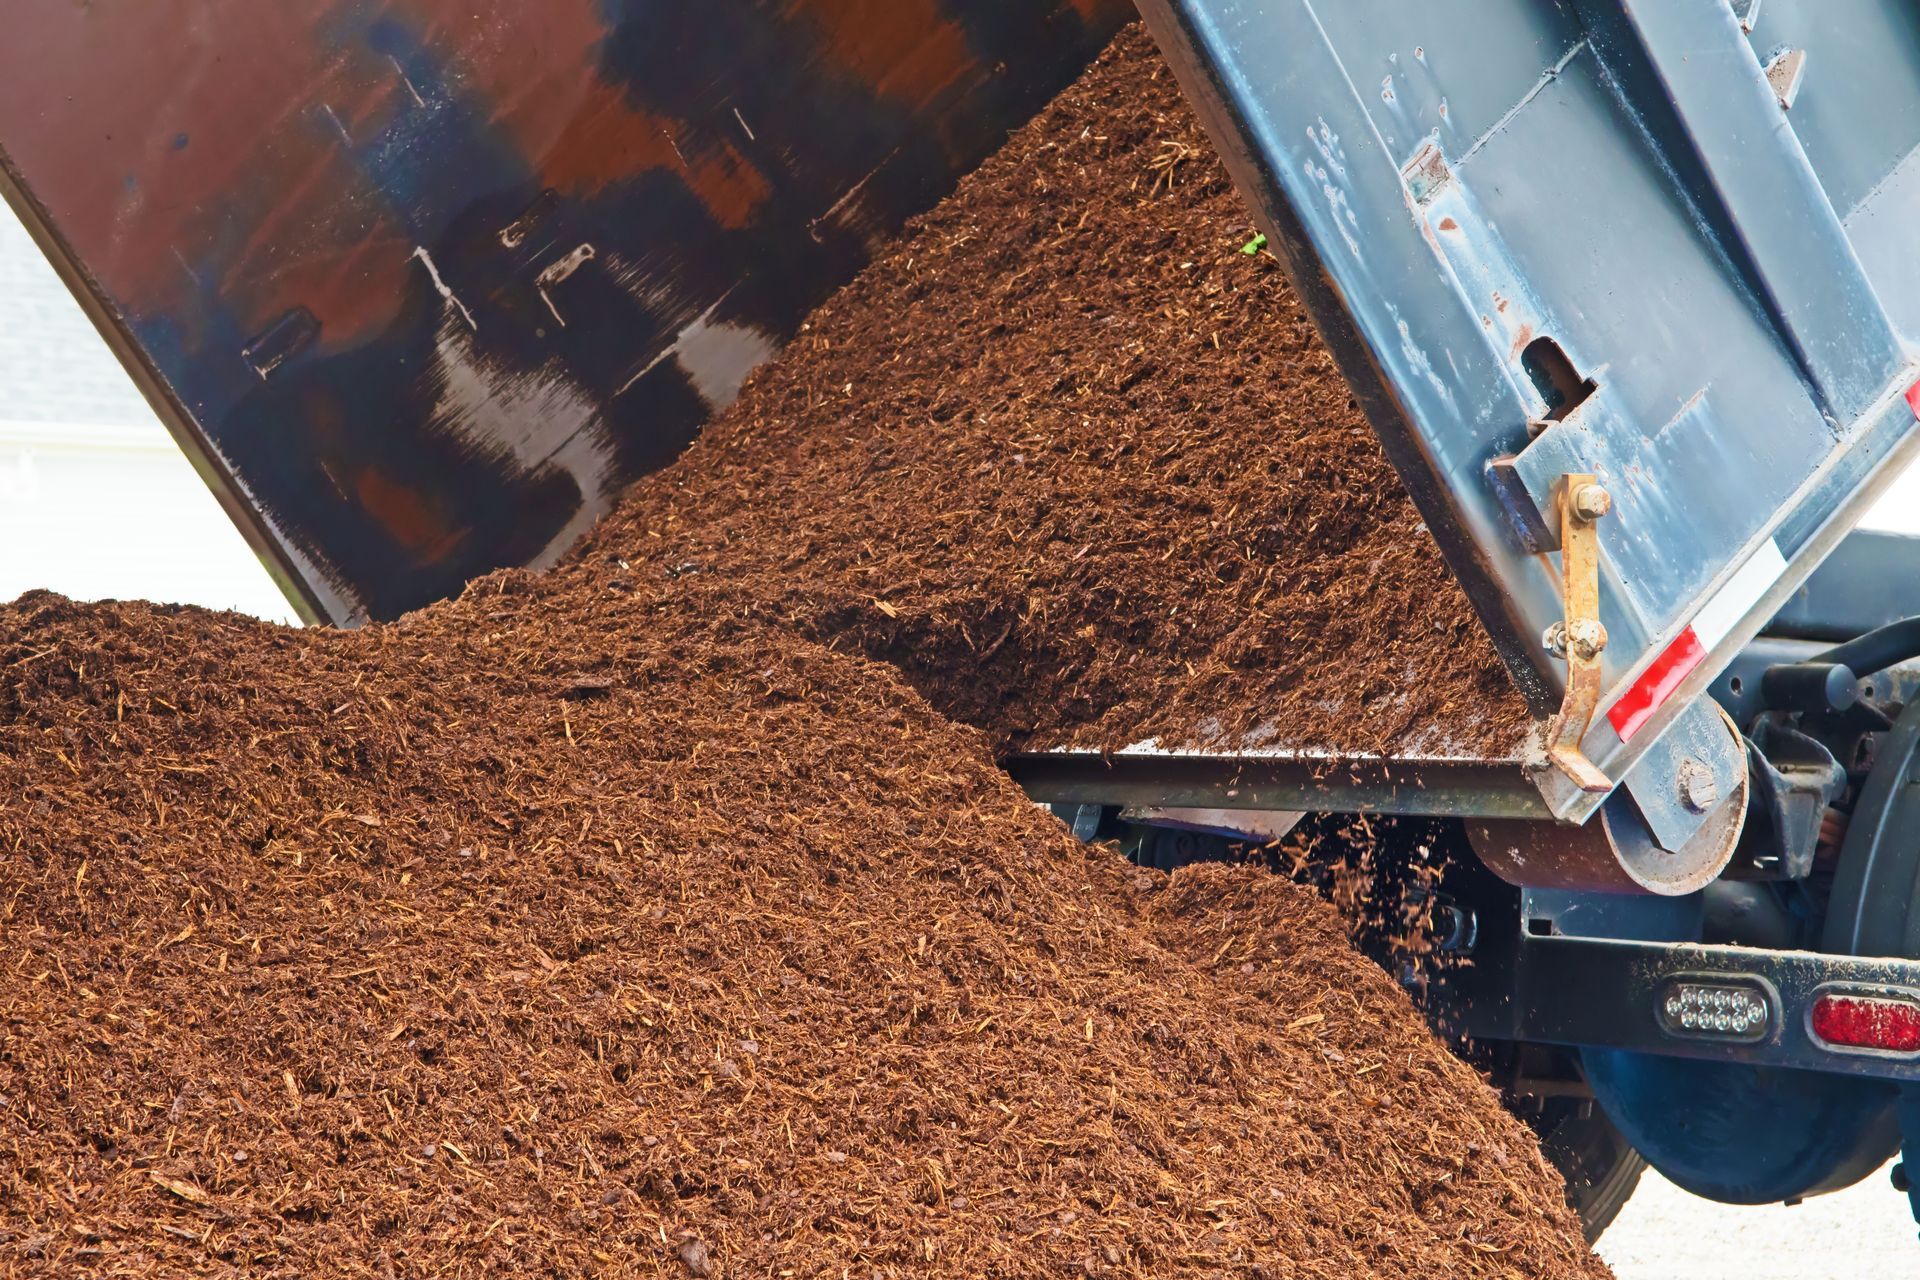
[1533,1097,1647,1242]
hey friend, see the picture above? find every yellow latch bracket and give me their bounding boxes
[1542,473,1613,794]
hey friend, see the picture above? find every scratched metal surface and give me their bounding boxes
[0,0,1131,623]
[1135,0,1920,820]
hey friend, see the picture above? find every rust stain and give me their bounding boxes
[217,77,422,343]
[0,5,388,324]
[292,229,417,338]
[353,467,468,563]
[784,0,976,111]
[527,80,772,229]
[1509,322,1534,362]
[0,2,447,347]
[1438,216,1459,231]
[465,0,774,229]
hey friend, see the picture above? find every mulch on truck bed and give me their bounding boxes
[577,26,1533,760]
[0,584,1601,1278]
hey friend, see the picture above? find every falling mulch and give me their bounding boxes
[574,26,1532,760]
[0,584,1601,1278]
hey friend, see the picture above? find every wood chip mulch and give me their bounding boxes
[1,581,1600,1277]
[580,26,1531,760]
[0,24,1598,1280]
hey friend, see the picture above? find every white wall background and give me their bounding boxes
[0,418,298,622]
[6,198,1920,1273]
[0,204,296,623]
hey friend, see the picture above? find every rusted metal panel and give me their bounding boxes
[0,0,1130,623]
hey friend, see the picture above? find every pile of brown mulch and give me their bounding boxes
[0,24,1600,1280]
[0,582,1601,1278]
[576,26,1531,759]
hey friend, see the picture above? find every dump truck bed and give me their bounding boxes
[563,33,1532,772]
[1135,0,1920,821]
[7,3,1920,829]
[0,0,1132,623]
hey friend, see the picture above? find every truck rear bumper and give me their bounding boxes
[1459,932,1920,1083]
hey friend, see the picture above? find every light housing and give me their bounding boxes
[1808,988,1920,1056]
[1655,975,1774,1043]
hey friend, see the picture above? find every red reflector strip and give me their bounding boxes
[1607,628,1705,742]
[1810,992,1920,1053]
[1603,539,1787,743]
[1907,376,1920,419]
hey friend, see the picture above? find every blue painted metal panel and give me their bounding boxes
[1747,0,1920,221]
[1136,0,1920,818]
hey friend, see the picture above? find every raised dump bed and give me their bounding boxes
[0,0,1134,622]
[10,3,1920,835]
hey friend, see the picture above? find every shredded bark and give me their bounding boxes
[578,27,1530,759]
[1,585,1598,1278]
[0,25,1600,1280]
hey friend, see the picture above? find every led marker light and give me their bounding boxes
[1656,976,1773,1043]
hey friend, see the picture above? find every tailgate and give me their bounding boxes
[1136,0,1920,818]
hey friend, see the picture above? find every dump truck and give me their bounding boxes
[6,0,1920,1245]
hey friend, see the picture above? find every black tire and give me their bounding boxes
[1534,1097,1648,1242]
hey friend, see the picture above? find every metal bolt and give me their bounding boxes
[1678,758,1720,814]
[1571,483,1612,523]
[1566,619,1608,661]
[1543,622,1568,658]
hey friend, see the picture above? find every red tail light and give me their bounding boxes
[1809,991,1920,1054]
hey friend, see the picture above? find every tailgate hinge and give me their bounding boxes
[1543,473,1613,794]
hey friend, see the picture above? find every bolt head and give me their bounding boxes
[1571,483,1612,522]
[1567,619,1609,661]
[1542,622,1568,658]
[1678,758,1720,813]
